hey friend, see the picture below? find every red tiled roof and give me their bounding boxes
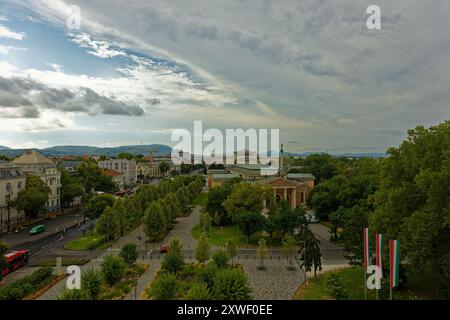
[103,168,122,177]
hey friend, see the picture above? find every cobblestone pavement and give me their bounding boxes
[241,260,349,300]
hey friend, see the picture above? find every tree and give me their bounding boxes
[236,211,264,243]
[161,238,185,274]
[298,154,337,182]
[118,152,134,160]
[370,121,450,299]
[112,198,128,237]
[144,202,166,242]
[282,233,298,270]
[159,161,170,177]
[212,249,230,269]
[185,282,211,300]
[12,175,50,220]
[225,241,237,266]
[12,188,48,220]
[120,243,138,266]
[81,269,102,300]
[256,239,268,270]
[341,205,368,265]
[96,206,119,241]
[60,170,84,212]
[101,254,126,286]
[199,211,212,233]
[329,207,351,241]
[0,241,8,281]
[196,233,211,266]
[25,175,51,195]
[212,268,252,300]
[206,186,233,226]
[149,272,180,300]
[223,183,270,221]
[77,161,116,194]
[298,229,322,278]
[85,193,115,219]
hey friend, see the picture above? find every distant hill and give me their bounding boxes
[0,145,11,150]
[0,144,173,158]
[284,151,386,158]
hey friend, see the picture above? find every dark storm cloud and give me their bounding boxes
[0,76,145,118]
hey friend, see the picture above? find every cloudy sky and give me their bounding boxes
[0,0,449,152]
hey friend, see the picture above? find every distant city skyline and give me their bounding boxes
[1,1,450,152]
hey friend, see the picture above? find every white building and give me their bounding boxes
[0,161,27,233]
[12,150,62,212]
[98,159,137,186]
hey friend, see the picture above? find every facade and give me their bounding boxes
[0,161,27,233]
[12,150,62,212]
[256,176,315,208]
[207,163,316,209]
[102,168,125,189]
[98,159,137,186]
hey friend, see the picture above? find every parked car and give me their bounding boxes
[160,246,168,254]
[29,224,46,235]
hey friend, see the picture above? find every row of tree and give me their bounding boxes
[93,175,204,243]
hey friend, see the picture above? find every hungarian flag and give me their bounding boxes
[390,240,400,288]
[364,228,370,271]
[376,233,383,278]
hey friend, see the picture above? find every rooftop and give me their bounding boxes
[211,173,241,180]
[286,173,316,181]
[12,150,55,165]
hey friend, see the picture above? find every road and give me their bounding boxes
[2,210,86,249]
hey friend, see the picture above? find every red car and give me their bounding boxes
[160,246,168,254]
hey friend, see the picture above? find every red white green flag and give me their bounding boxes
[390,240,400,288]
[376,233,383,278]
[364,228,370,271]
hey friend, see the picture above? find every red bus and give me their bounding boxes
[1,250,30,277]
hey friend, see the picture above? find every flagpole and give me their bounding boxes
[364,269,367,300]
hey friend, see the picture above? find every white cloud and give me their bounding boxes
[0,23,26,40]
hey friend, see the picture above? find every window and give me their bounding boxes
[18,181,23,190]
[6,183,11,193]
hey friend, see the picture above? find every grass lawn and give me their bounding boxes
[64,234,110,251]
[294,266,433,300]
[194,192,208,207]
[191,224,282,247]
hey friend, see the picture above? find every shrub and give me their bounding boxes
[81,269,102,300]
[161,251,184,274]
[213,268,252,300]
[0,267,53,300]
[58,288,89,300]
[120,243,139,266]
[185,282,211,300]
[212,249,230,269]
[325,274,349,300]
[196,264,218,290]
[148,272,180,300]
[101,254,126,286]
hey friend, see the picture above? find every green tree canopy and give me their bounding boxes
[370,121,450,298]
